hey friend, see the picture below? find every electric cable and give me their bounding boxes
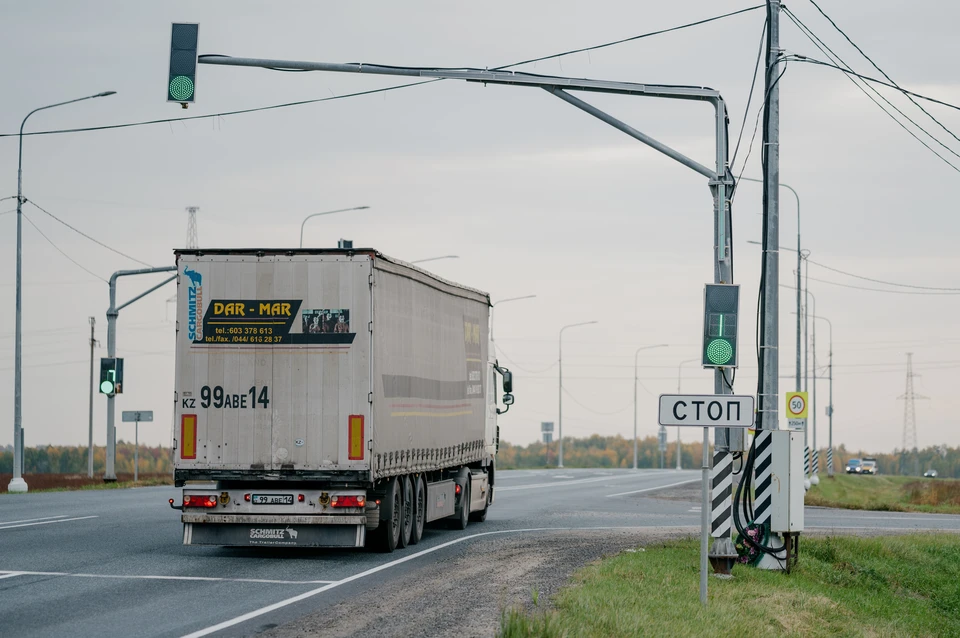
[731,18,768,169]
[493,343,558,374]
[800,274,960,296]
[20,212,108,283]
[562,387,634,416]
[1,6,765,139]
[807,0,960,147]
[25,199,153,268]
[783,9,960,173]
[804,257,960,291]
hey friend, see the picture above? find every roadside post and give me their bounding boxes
[785,392,808,488]
[122,410,153,482]
[659,393,755,605]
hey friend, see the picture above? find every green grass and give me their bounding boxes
[805,474,960,514]
[499,534,960,638]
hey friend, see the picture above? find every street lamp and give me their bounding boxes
[790,286,817,483]
[9,90,117,494]
[410,255,459,264]
[812,314,834,477]
[558,321,598,468]
[740,177,801,393]
[491,295,536,342]
[676,358,699,470]
[633,344,668,470]
[299,206,370,247]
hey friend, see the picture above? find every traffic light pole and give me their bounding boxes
[197,52,741,593]
[104,267,176,481]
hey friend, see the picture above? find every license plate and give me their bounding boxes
[251,494,294,505]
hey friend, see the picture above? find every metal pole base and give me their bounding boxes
[708,537,739,576]
[102,477,117,484]
[755,534,787,571]
[810,474,820,486]
[7,478,28,493]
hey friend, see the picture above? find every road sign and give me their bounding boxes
[658,394,755,428]
[122,411,153,423]
[785,392,808,419]
[540,422,554,433]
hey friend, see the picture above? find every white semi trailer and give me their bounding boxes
[169,249,513,551]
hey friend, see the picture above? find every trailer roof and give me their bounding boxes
[174,248,491,305]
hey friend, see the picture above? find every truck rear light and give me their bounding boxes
[330,495,365,508]
[183,495,218,508]
[455,484,462,496]
[298,494,305,502]
[244,493,251,502]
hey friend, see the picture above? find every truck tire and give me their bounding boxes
[449,480,470,531]
[372,477,402,553]
[409,475,426,545]
[398,475,414,549]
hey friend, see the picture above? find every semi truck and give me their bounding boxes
[168,248,514,551]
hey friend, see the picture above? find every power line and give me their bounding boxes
[806,0,960,148]
[25,199,154,268]
[731,18,768,169]
[562,387,634,416]
[801,274,960,296]
[805,258,960,292]
[0,7,765,140]
[782,9,960,173]
[20,212,107,282]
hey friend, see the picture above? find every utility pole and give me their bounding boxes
[754,0,782,536]
[87,317,97,478]
[898,353,925,476]
[633,344,668,470]
[558,321,597,468]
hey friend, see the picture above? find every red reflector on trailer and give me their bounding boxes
[183,495,218,508]
[244,494,251,502]
[330,495,365,508]
[298,494,305,502]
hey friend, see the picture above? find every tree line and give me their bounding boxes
[0,442,173,475]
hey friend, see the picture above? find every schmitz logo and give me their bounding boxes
[184,266,203,342]
[249,527,298,540]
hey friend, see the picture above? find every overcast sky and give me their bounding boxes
[1,1,958,457]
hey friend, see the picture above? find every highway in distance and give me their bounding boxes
[2,469,959,638]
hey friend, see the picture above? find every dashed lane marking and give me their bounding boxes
[0,516,99,531]
[605,479,700,498]
[0,571,338,585]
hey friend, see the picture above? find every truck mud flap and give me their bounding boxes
[183,523,365,548]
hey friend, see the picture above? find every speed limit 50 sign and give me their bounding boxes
[786,392,808,419]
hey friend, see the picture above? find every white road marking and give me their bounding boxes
[0,515,70,526]
[179,525,700,638]
[0,570,336,585]
[810,513,960,521]
[0,516,99,531]
[606,479,700,498]
[498,472,666,493]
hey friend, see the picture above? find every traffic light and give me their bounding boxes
[99,357,124,396]
[702,283,740,368]
[167,23,199,105]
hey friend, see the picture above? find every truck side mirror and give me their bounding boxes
[502,370,513,394]
[502,393,514,406]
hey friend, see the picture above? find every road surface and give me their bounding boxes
[1,469,958,637]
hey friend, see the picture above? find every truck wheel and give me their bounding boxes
[409,475,426,545]
[450,480,470,531]
[372,477,402,553]
[398,475,413,549]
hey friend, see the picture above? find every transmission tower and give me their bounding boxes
[898,353,926,475]
[166,206,200,316]
[185,206,199,249]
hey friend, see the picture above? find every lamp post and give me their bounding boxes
[9,90,117,494]
[633,344,668,469]
[676,358,699,470]
[410,255,459,264]
[298,206,369,247]
[491,295,536,342]
[558,321,598,468]
[812,314,833,477]
[740,177,802,392]
[790,286,816,483]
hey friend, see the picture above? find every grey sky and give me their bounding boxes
[1,0,957,455]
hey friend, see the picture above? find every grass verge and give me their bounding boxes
[804,474,960,514]
[0,473,173,494]
[499,533,960,638]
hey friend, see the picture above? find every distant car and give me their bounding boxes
[861,459,878,475]
[846,459,862,474]
[924,469,938,478]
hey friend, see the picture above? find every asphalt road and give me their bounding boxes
[2,469,959,638]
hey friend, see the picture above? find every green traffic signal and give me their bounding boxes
[100,379,115,395]
[702,284,740,368]
[169,76,195,101]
